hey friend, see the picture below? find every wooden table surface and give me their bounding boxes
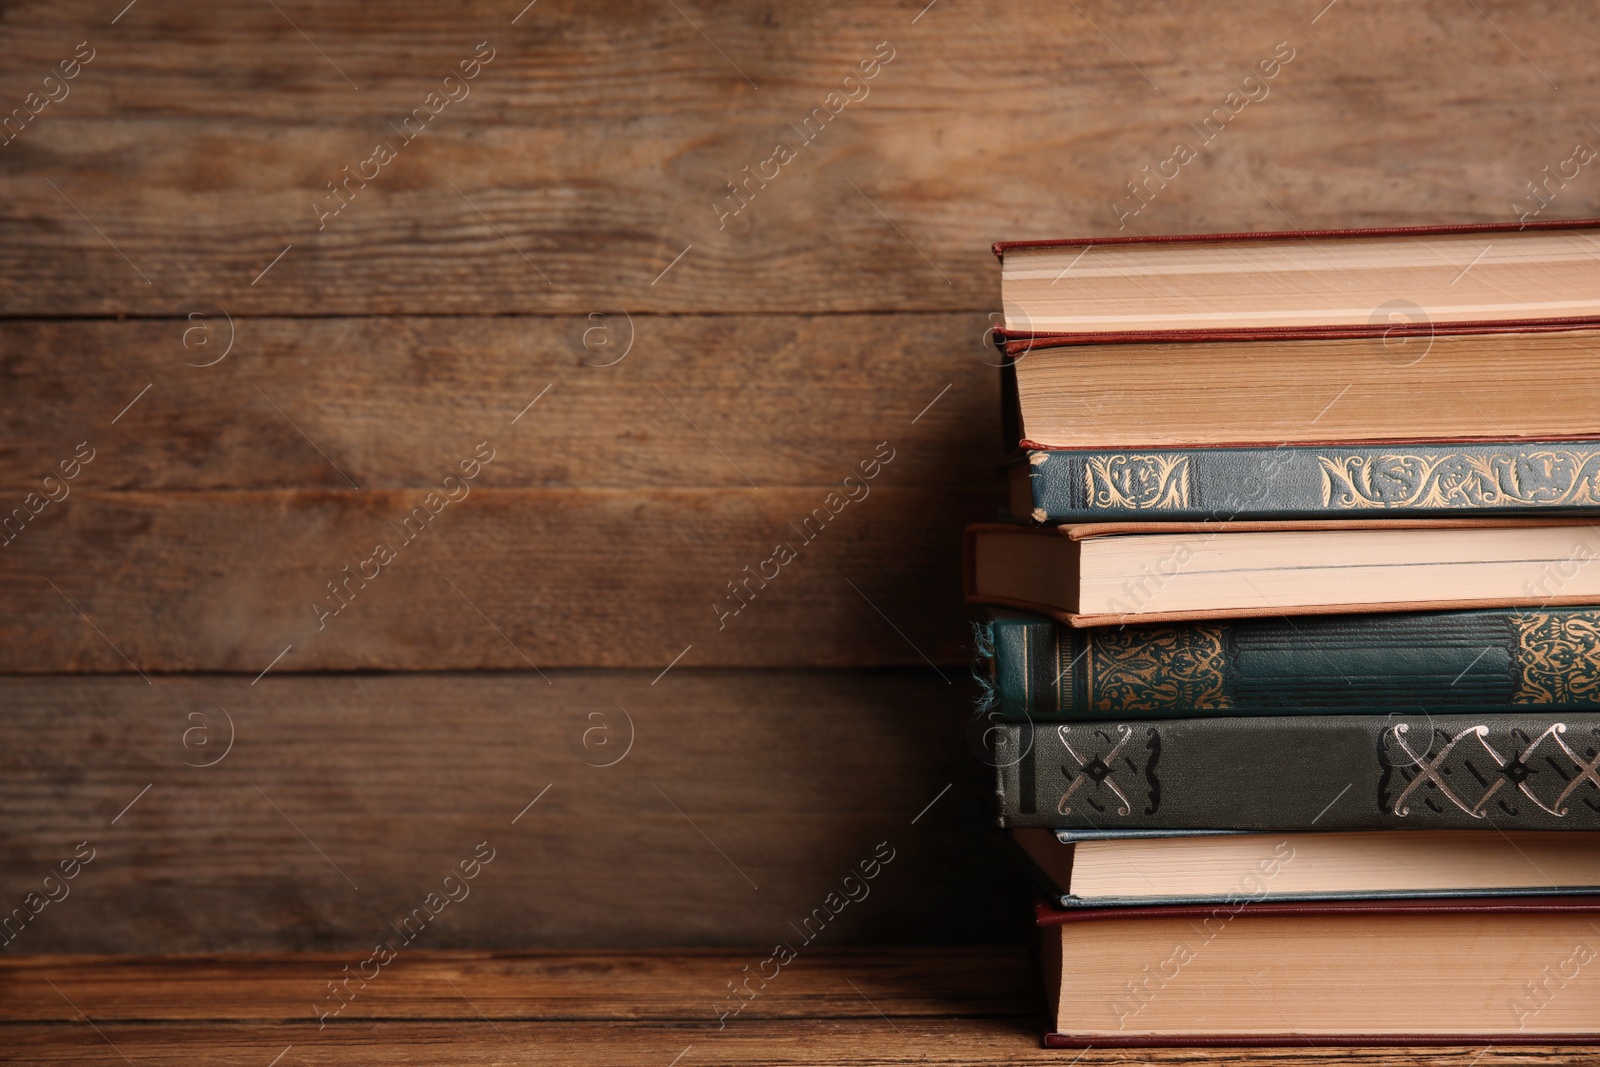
[2,948,1591,1065]
[3,7,1600,1059]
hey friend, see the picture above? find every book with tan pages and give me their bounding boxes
[991,220,1600,456]
[1037,896,1600,1046]
[964,517,1600,627]
[994,218,1600,340]
[1013,828,1600,907]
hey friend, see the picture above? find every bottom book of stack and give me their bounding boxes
[1036,894,1600,1045]
[1018,830,1600,1045]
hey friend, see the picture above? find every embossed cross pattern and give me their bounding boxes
[1056,723,1134,817]
[1550,725,1600,814]
[1388,722,1600,818]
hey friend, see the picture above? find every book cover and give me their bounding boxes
[994,713,1600,831]
[1012,441,1600,522]
[978,608,1600,719]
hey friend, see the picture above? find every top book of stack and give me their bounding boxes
[994,220,1600,522]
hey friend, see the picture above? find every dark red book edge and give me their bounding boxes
[1014,431,1600,451]
[992,215,1600,257]
[1042,1032,1600,1048]
[1036,896,1600,1048]
[997,316,1600,354]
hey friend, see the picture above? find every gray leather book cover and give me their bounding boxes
[995,713,1600,830]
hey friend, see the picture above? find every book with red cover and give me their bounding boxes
[1036,896,1600,1046]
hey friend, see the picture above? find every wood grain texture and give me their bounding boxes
[0,487,998,671]
[3,1022,1586,1067]
[0,948,1036,1022]
[0,1,1596,313]
[0,315,1000,490]
[0,671,1022,954]
[0,951,1590,1066]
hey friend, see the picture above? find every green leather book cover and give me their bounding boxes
[995,713,1600,831]
[1017,441,1600,521]
[978,608,1600,719]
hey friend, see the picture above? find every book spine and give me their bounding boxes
[1021,442,1600,521]
[985,608,1600,719]
[996,713,1600,831]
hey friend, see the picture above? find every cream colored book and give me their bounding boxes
[965,518,1600,626]
[1015,828,1600,906]
[997,223,1600,335]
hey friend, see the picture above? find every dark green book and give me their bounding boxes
[1010,440,1600,522]
[977,608,1600,719]
[994,713,1600,831]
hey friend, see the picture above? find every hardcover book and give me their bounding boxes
[993,712,1600,831]
[994,218,1600,338]
[1009,440,1600,522]
[1036,896,1600,1045]
[965,518,1600,627]
[978,607,1600,719]
[1013,827,1600,908]
[996,326,1600,451]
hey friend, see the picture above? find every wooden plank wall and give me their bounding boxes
[2,0,1597,951]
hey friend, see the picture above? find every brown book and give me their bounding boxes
[964,518,1600,626]
[1037,896,1600,1046]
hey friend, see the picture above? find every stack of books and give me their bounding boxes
[967,220,1600,1047]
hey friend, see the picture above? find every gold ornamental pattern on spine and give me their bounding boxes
[1087,624,1229,712]
[1319,450,1600,509]
[1084,454,1191,510]
[1511,612,1600,704]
